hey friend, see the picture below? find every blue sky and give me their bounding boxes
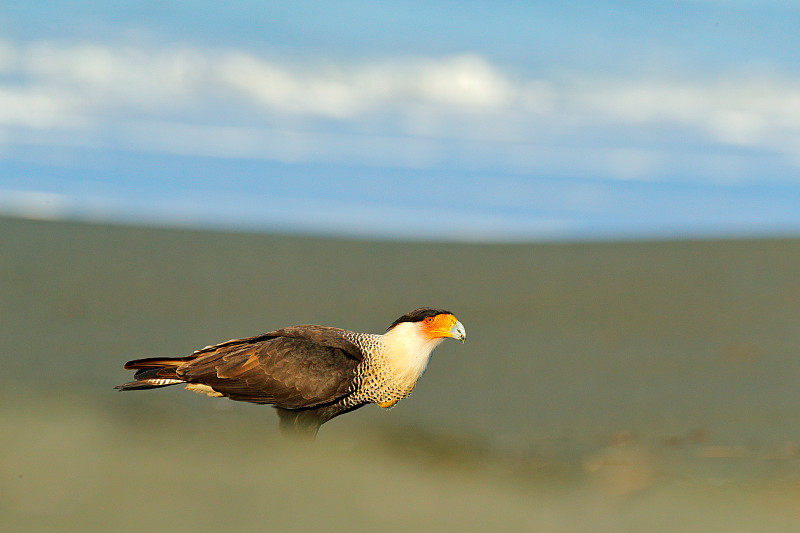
[2,1,800,240]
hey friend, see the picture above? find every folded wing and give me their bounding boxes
[177,325,362,409]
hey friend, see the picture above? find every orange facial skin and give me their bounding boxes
[421,313,460,340]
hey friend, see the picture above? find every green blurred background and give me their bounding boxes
[3,215,800,531]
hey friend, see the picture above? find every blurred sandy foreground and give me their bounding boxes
[3,216,800,531]
[3,392,800,532]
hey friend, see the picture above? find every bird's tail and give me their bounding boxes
[115,356,193,391]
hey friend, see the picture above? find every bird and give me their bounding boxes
[116,307,466,438]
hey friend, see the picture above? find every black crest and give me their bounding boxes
[387,307,453,331]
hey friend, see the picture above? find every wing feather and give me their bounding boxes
[175,326,362,409]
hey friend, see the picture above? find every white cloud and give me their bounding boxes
[2,38,800,181]
[211,51,513,118]
[410,54,513,108]
[0,87,79,129]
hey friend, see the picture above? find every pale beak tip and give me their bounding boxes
[451,320,466,343]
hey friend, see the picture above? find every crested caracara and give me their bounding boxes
[116,308,466,437]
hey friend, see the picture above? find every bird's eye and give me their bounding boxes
[425,316,434,324]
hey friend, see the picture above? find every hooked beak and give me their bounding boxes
[450,320,466,342]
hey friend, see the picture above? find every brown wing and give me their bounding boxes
[176,325,362,409]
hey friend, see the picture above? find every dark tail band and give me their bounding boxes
[116,357,189,391]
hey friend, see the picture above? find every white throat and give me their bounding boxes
[380,321,445,380]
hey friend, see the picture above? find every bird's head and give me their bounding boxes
[387,307,466,342]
